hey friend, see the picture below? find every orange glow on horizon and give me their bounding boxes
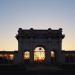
[0,37,75,51]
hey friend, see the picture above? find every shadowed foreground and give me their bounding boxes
[0,63,75,75]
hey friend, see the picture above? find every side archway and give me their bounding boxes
[50,50,56,63]
[24,51,30,60]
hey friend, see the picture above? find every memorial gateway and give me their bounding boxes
[0,28,75,64]
[15,28,65,64]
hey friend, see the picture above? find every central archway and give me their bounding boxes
[34,47,45,62]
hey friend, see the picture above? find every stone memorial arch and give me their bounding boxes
[15,28,65,64]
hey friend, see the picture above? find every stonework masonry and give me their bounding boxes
[15,28,65,64]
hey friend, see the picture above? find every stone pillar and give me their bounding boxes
[15,37,24,64]
[45,51,50,63]
[56,51,63,64]
[14,51,24,64]
[30,51,34,63]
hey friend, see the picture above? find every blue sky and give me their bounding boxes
[0,0,75,51]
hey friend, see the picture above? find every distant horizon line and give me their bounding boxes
[0,50,75,51]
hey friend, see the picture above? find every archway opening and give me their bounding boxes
[34,47,45,62]
[50,51,56,63]
[24,51,30,60]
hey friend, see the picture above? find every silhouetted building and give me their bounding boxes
[0,28,75,64]
[15,28,65,64]
[62,51,75,63]
[0,51,17,64]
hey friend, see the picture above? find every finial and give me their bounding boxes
[18,28,22,33]
[30,28,33,30]
[48,28,51,30]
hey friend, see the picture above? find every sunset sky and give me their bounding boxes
[0,0,75,51]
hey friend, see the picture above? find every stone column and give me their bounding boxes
[56,51,63,64]
[15,38,24,64]
[30,51,34,63]
[45,50,50,63]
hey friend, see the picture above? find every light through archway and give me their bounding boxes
[24,51,30,60]
[50,51,55,63]
[34,47,45,62]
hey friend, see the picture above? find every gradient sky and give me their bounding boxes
[0,0,75,51]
